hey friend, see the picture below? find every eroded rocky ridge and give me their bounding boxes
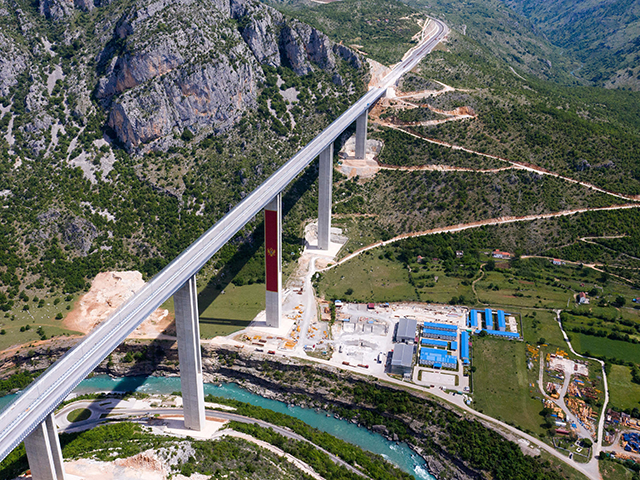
[0,0,363,153]
[93,0,362,149]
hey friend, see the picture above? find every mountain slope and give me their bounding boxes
[0,0,366,304]
[501,0,640,89]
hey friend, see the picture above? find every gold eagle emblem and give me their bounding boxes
[267,248,276,257]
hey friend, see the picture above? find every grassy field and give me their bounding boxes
[319,244,478,303]
[568,333,640,363]
[408,261,475,304]
[600,459,635,480]
[67,408,92,423]
[162,282,265,339]
[0,294,81,351]
[318,252,416,302]
[608,365,640,411]
[475,269,573,309]
[472,336,546,436]
[475,260,640,316]
[537,450,590,480]
[520,310,565,347]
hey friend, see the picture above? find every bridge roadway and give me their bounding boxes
[0,18,448,463]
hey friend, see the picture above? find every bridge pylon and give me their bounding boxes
[264,193,282,328]
[174,275,206,431]
[318,143,334,250]
[355,110,368,159]
[23,413,66,480]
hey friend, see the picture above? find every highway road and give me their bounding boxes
[0,18,449,463]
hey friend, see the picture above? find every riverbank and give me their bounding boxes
[1,341,586,480]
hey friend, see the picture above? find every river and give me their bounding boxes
[1,375,435,480]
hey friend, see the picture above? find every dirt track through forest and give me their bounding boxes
[378,123,640,202]
[322,203,640,271]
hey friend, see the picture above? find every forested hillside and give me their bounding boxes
[0,0,367,310]
[500,0,640,90]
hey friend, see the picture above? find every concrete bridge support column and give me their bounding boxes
[24,413,66,480]
[355,110,368,159]
[174,275,205,431]
[318,143,333,251]
[264,193,282,328]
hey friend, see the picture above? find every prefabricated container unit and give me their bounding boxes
[484,308,494,330]
[497,310,506,332]
[460,330,470,364]
[483,329,520,339]
[422,328,457,340]
[420,338,448,348]
[469,309,478,329]
[419,347,457,369]
[423,321,458,331]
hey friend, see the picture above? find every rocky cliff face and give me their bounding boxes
[0,1,30,98]
[0,33,30,98]
[0,0,363,153]
[92,0,363,149]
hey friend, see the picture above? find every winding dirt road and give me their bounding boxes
[378,124,640,203]
[323,203,640,271]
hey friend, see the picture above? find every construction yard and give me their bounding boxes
[542,349,603,439]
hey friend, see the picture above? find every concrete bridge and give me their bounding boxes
[0,19,448,480]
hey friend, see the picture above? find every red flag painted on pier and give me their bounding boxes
[265,209,278,292]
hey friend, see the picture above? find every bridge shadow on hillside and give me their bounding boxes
[196,156,322,317]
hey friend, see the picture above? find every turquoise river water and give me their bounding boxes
[1,375,435,479]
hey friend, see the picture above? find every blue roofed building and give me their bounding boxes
[450,341,458,351]
[460,330,470,364]
[419,347,458,369]
[422,328,457,341]
[483,329,520,339]
[497,310,506,332]
[469,310,478,329]
[484,308,493,330]
[420,338,448,348]
[423,322,458,332]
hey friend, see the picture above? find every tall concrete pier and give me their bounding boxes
[264,193,282,328]
[23,413,65,480]
[355,110,368,159]
[318,143,334,250]
[174,275,205,431]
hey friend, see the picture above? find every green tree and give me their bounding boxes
[613,295,626,307]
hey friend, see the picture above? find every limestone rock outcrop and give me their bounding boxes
[93,0,363,149]
[0,32,30,97]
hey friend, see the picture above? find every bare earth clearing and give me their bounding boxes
[63,271,174,339]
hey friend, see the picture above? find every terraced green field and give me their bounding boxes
[608,365,640,411]
[568,333,640,363]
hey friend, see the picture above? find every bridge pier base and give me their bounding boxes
[24,413,66,480]
[174,275,205,431]
[355,110,368,159]
[264,193,282,328]
[318,143,333,250]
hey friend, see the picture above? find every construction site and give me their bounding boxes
[540,349,601,439]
